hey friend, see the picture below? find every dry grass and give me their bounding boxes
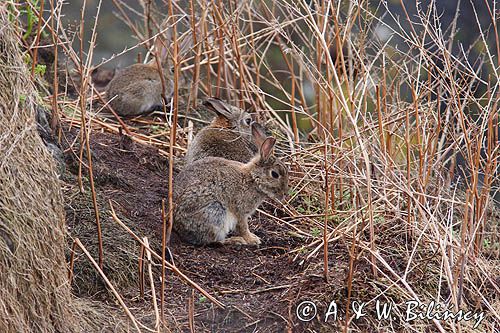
[4,0,500,332]
[0,5,129,332]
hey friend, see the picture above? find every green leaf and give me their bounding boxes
[310,227,321,238]
[19,94,27,104]
[34,64,46,76]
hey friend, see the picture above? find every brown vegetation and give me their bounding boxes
[1,0,499,332]
[0,7,128,332]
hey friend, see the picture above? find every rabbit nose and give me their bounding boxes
[280,188,289,201]
[276,193,286,202]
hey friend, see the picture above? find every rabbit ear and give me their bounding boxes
[178,31,194,57]
[154,20,173,64]
[251,123,267,148]
[178,16,202,57]
[203,98,232,119]
[153,36,170,64]
[259,137,276,161]
[246,103,256,114]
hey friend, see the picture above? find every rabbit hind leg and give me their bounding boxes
[191,201,235,245]
[221,216,261,246]
[144,102,164,113]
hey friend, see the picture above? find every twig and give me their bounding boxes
[109,201,225,309]
[75,238,143,333]
[143,237,160,330]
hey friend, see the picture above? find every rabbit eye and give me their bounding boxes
[271,170,279,179]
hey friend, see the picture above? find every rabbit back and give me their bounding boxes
[184,127,256,164]
[106,64,170,116]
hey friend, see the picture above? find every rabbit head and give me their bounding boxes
[249,126,289,201]
[184,98,265,164]
[204,98,254,139]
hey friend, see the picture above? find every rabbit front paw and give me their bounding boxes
[222,236,248,245]
[243,232,261,245]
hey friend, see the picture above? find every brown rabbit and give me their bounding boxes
[184,98,267,164]
[105,63,170,116]
[106,28,192,117]
[173,123,289,245]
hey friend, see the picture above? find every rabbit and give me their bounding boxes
[106,27,193,117]
[184,98,268,164]
[173,123,289,246]
[105,37,173,117]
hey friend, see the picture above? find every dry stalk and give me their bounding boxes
[75,238,143,333]
[143,237,160,330]
[160,199,167,323]
[109,202,225,309]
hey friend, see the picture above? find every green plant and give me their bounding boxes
[7,2,16,23]
[20,0,42,40]
[310,227,321,238]
[34,64,46,76]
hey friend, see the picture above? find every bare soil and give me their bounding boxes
[61,122,359,332]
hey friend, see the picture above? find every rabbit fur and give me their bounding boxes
[185,98,267,164]
[106,27,193,116]
[173,124,289,245]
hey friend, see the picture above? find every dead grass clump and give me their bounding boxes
[73,297,131,331]
[0,6,80,332]
[64,177,142,297]
[0,6,131,331]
